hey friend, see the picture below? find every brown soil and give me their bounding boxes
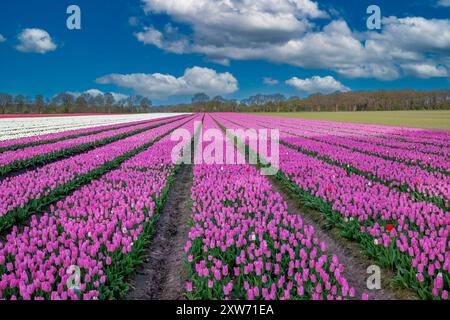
[126,164,193,300]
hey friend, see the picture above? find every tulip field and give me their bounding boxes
[0,112,448,300]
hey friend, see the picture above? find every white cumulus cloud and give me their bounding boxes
[0,34,6,43]
[135,25,191,54]
[286,76,350,94]
[83,89,104,97]
[16,28,57,54]
[112,93,129,102]
[400,63,448,78]
[136,1,450,81]
[135,26,163,47]
[142,0,327,41]
[96,66,238,99]
[138,0,327,54]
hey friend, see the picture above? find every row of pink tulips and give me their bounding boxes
[216,114,449,300]
[0,117,198,300]
[0,116,187,168]
[255,117,450,157]
[250,114,450,147]
[245,116,450,173]
[277,145,449,299]
[281,134,450,208]
[0,115,193,222]
[217,115,449,208]
[0,116,181,151]
[185,115,363,300]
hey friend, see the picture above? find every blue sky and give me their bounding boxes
[0,0,449,105]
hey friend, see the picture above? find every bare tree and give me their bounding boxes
[35,94,45,114]
[14,94,25,113]
[53,93,75,113]
[0,93,13,114]
[75,95,88,112]
[104,93,115,113]
[139,97,152,112]
[93,94,105,113]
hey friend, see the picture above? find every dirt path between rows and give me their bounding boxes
[267,175,417,301]
[126,164,193,300]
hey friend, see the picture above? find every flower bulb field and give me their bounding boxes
[0,112,448,302]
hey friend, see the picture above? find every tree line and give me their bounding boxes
[155,90,450,113]
[1,89,449,114]
[0,92,152,114]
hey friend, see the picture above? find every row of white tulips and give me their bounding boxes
[0,113,189,141]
